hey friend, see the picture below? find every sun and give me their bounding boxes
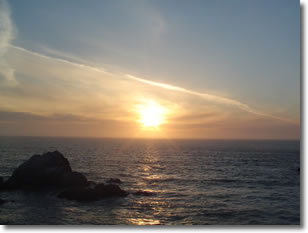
[136,100,166,129]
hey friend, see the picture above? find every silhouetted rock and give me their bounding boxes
[94,183,127,197]
[0,177,3,190]
[58,183,128,202]
[133,190,155,196]
[57,187,100,202]
[106,178,122,184]
[60,171,88,187]
[86,181,97,189]
[0,198,7,205]
[4,151,87,189]
[2,151,129,203]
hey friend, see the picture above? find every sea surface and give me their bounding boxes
[0,137,300,225]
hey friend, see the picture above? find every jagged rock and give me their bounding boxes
[106,178,122,184]
[58,183,128,202]
[2,151,129,203]
[4,151,87,189]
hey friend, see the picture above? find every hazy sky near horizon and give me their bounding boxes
[0,0,300,139]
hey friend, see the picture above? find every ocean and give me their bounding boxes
[0,136,300,225]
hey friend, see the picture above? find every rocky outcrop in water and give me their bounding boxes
[1,151,129,202]
[58,183,128,202]
[0,198,7,205]
[106,178,122,184]
[0,177,3,190]
[133,190,155,196]
[3,151,87,190]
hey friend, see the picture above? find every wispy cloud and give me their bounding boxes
[0,0,297,139]
[0,0,17,86]
[125,75,297,124]
[7,44,296,125]
[10,45,107,75]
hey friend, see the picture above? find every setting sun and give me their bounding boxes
[136,100,166,129]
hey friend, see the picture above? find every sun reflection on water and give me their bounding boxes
[128,218,160,225]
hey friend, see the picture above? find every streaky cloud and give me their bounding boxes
[0,0,17,85]
[0,0,13,57]
[125,75,297,124]
[10,45,108,75]
[9,45,296,125]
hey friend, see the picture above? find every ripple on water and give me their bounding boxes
[0,137,300,225]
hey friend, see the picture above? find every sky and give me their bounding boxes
[0,0,300,139]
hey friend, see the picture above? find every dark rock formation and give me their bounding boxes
[4,151,87,190]
[0,198,7,205]
[94,183,127,197]
[86,181,97,189]
[0,177,3,190]
[2,151,152,203]
[57,183,128,202]
[57,187,100,202]
[133,190,155,196]
[60,171,88,187]
[106,178,122,184]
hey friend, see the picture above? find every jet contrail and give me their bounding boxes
[125,75,297,124]
[10,45,297,124]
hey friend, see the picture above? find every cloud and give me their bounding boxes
[0,0,17,86]
[0,44,299,138]
[4,44,297,126]
[124,74,297,124]
[0,111,91,122]
[0,0,297,138]
[0,0,292,125]
[0,0,12,57]
[0,110,138,137]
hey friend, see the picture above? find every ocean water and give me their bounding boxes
[0,137,300,225]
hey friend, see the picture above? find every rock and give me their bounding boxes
[0,198,7,205]
[86,181,97,189]
[133,190,155,196]
[0,198,14,205]
[4,151,87,189]
[57,187,99,202]
[0,177,3,189]
[106,178,122,184]
[94,183,127,197]
[3,151,129,202]
[58,183,128,202]
[60,172,88,187]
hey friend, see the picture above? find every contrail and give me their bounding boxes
[125,75,296,124]
[10,45,296,124]
[10,45,107,74]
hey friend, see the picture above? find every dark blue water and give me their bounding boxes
[0,137,300,225]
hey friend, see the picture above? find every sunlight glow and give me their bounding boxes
[136,100,167,129]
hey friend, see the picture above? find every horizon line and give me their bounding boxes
[0,135,300,141]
